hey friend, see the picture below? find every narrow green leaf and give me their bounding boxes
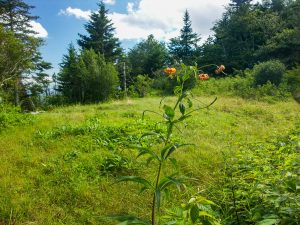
[162,143,192,160]
[179,102,185,115]
[137,148,160,161]
[174,86,182,95]
[140,132,159,140]
[161,144,174,160]
[190,205,199,223]
[187,98,193,108]
[182,73,190,81]
[175,114,192,123]
[163,105,175,120]
[169,158,178,168]
[176,75,181,83]
[198,211,216,219]
[158,175,185,192]
[117,176,153,190]
[164,144,178,160]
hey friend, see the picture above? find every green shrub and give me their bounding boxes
[253,60,286,86]
[44,95,67,107]
[221,125,300,224]
[57,48,119,103]
[128,75,153,97]
[284,66,300,103]
[194,75,290,101]
[152,74,173,94]
[0,104,34,132]
[100,154,135,176]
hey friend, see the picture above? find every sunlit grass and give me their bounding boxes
[0,95,299,224]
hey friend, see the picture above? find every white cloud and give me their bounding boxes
[127,2,134,13]
[103,0,116,5]
[60,0,260,42]
[29,21,48,38]
[109,0,230,42]
[59,7,91,20]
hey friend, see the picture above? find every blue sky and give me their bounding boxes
[24,0,234,75]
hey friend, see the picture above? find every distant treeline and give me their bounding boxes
[1,0,300,107]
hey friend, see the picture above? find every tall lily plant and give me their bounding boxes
[108,64,223,225]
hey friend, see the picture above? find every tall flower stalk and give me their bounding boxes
[107,63,223,225]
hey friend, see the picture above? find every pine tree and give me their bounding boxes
[77,1,122,62]
[168,10,200,64]
[0,0,38,37]
[57,43,80,102]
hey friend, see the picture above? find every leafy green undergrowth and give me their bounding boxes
[194,76,290,103]
[0,104,34,132]
[218,124,300,224]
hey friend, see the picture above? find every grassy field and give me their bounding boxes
[0,95,299,224]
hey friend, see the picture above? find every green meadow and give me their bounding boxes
[1,95,299,224]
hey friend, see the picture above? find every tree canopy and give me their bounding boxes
[0,0,50,106]
[128,35,168,78]
[57,46,119,103]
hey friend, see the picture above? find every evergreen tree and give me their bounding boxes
[168,10,200,64]
[0,0,38,38]
[0,0,49,106]
[57,43,80,102]
[128,34,168,78]
[57,46,119,103]
[77,49,119,102]
[77,1,122,62]
[31,58,53,97]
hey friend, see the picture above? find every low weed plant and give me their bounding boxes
[0,103,34,132]
[219,124,300,224]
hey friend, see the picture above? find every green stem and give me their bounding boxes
[152,119,173,224]
[152,162,162,225]
[173,78,185,111]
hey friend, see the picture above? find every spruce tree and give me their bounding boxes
[77,1,122,62]
[57,43,80,103]
[168,10,200,64]
[0,0,38,37]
